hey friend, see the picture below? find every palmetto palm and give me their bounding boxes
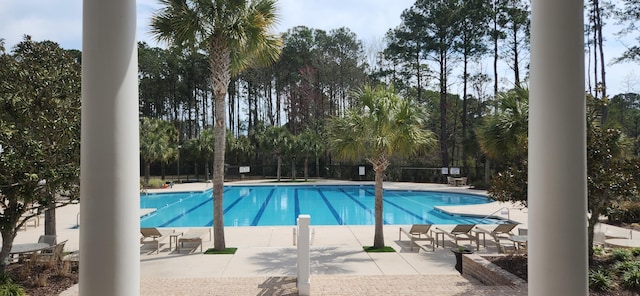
[476,88,529,162]
[140,117,178,184]
[151,0,281,250]
[298,129,324,181]
[327,85,437,248]
[263,125,292,181]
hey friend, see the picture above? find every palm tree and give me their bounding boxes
[263,126,292,181]
[151,0,281,250]
[476,88,529,162]
[140,117,178,184]
[327,85,437,248]
[298,129,324,181]
[186,128,215,180]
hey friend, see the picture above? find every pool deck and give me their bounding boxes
[11,179,621,295]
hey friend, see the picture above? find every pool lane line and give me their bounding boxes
[145,191,209,227]
[371,189,430,223]
[222,188,246,214]
[317,189,344,225]
[158,197,211,227]
[201,188,238,227]
[340,188,389,225]
[251,188,276,226]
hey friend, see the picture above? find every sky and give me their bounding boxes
[0,0,638,95]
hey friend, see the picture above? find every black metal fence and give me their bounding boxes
[145,159,489,186]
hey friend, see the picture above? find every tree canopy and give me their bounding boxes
[0,36,81,270]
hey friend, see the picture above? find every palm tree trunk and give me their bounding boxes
[210,37,231,251]
[304,157,309,181]
[277,155,282,181]
[291,157,296,181]
[315,155,320,179]
[373,166,385,248]
[145,162,151,184]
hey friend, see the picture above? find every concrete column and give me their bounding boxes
[297,215,311,296]
[80,0,140,295]
[529,0,587,295]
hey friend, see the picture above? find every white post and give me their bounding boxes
[529,0,587,295]
[80,0,140,295]
[297,215,311,296]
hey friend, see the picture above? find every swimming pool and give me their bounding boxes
[140,185,500,227]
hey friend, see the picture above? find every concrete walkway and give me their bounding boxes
[13,180,536,295]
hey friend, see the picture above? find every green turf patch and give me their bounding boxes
[204,247,238,255]
[363,246,396,253]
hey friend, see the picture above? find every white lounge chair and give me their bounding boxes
[177,229,209,253]
[399,224,435,251]
[140,227,174,254]
[434,224,478,250]
[475,223,518,252]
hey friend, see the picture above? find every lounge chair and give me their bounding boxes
[434,224,478,250]
[475,223,517,252]
[177,229,209,253]
[399,224,435,251]
[476,223,517,241]
[140,227,174,254]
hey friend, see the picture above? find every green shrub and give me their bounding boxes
[622,268,640,290]
[146,178,166,189]
[593,246,605,256]
[608,201,640,224]
[611,248,633,262]
[614,260,640,273]
[589,268,617,291]
[0,274,25,296]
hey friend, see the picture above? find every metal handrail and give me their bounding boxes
[479,207,510,222]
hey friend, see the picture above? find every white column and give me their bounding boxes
[529,0,587,295]
[297,215,311,296]
[80,0,140,295]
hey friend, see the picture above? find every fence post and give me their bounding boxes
[297,214,310,295]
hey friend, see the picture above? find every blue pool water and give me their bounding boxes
[140,185,500,227]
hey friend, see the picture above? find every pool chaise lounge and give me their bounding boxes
[177,228,210,253]
[399,224,435,251]
[433,224,479,250]
[474,223,518,252]
[140,227,174,254]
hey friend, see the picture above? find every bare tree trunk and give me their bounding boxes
[45,203,56,236]
[0,212,22,271]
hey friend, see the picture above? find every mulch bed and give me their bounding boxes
[5,260,78,296]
